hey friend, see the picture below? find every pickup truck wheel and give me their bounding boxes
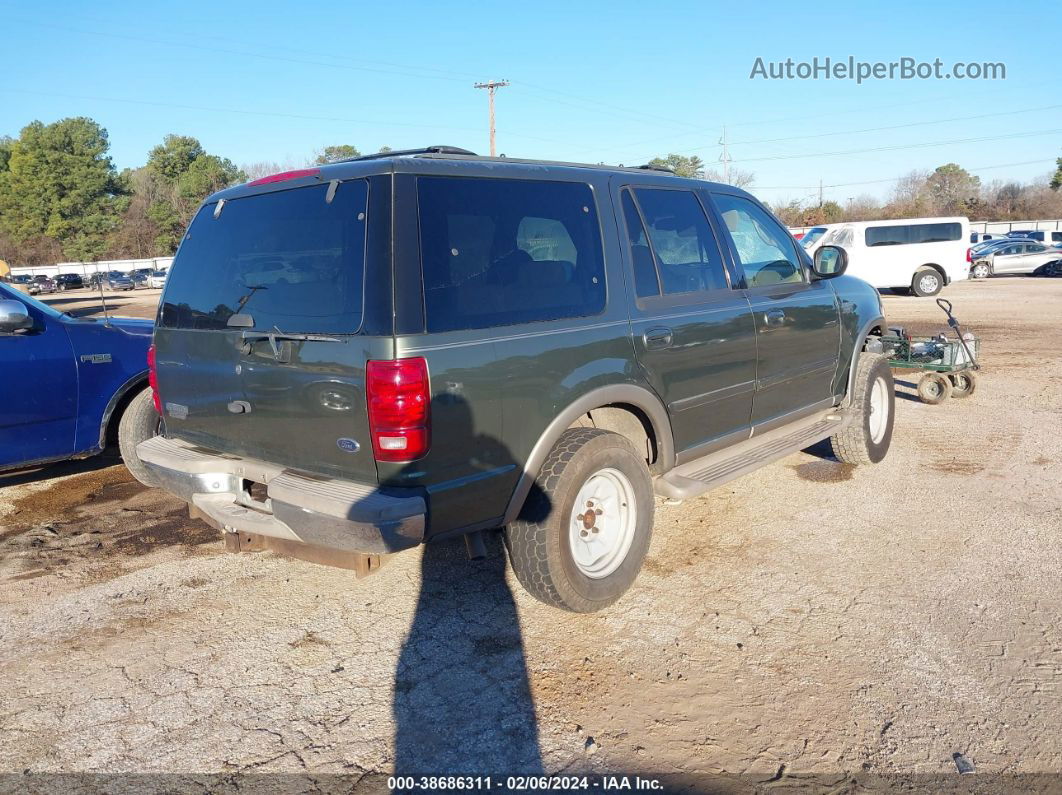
[829,353,894,465]
[118,388,161,487]
[504,428,653,613]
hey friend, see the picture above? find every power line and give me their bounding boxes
[754,158,1055,191]
[729,128,1062,164]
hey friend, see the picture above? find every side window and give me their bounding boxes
[417,177,605,332]
[621,189,660,298]
[1028,243,1047,253]
[713,194,804,288]
[631,188,729,295]
[865,225,910,247]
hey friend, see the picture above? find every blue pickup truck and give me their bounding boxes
[0,280,158,483]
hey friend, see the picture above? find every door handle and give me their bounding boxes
[643,326,674,350]
[764,309,786,327]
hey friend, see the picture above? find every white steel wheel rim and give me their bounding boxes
[568,467,637,579]
[919,273,940,294]
[868,376,889,444]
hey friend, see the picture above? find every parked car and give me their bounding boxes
[55,273,85,291]
[970,240,1062,278]
[106,272,135,291]
[31,275,57,294]
[1006,229,1062,244]
[970,231,1001,244]
[129,267,153,288]
[139,147,892,612]
[147,270,168,289]
[0,282,158,482]
[10,274,36,293]
[801,217,970,296]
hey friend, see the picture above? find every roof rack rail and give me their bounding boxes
[637,163,675,174]
[334,145,477,164]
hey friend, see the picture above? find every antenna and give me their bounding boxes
[95,265,111,326]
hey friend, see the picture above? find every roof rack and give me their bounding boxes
[334,145,477,164]
[637,163,675,174]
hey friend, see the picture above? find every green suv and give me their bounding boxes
[139,146,893,612]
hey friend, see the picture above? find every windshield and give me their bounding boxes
[800,227,827,249]
[160,181,368,334]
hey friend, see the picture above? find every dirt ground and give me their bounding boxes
[2,277,1060,791]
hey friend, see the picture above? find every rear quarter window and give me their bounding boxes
[160,181,368,333]
[417,177,605,332]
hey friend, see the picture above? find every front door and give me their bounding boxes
[614,181,757,457]
[0,290,78,468]
[709,192,841,431]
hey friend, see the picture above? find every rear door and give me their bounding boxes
[614,181,756,456]
[708,192,841,431]
[155,178,383,483]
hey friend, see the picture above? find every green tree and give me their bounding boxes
[648,153,705,178]
[926,163,980,214]
[314,144,361,164]
[146,134,244,252]
[1050,157,1062,191]
[0,118,122,261]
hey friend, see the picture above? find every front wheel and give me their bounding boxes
[911,267,944,296]
[505,429,653,612]
[829,353,895,465]
[118,388,161,487]
[917,372,952,405]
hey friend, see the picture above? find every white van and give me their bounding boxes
[800,217,970,296]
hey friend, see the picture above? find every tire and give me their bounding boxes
[117,388,161,487]
[916,372,952,405]
[948,371,978,398]
[971,262,991,279]
[829,353,895,465]
[911,267,944,297]
[505,428,654,613]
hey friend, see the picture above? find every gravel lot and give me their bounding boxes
[2,277,1060,790]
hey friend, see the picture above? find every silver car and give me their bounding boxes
[971,241,1062,278]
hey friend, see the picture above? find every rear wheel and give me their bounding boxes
[917,372,952,404]
[911,267,944,297]
[505,428,653,612]
[118,388,161,487]
[971,262,991,279]
[829,353,894,465]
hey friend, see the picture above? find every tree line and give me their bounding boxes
[0,117,379,266]
[646,152,1062,228]
[2,117,1061,266]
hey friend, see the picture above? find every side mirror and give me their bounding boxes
[0,299,32,332]
[812,245,848,279]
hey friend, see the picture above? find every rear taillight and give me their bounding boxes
[147,344,161,414]
[966,247,972,262]
[365,358,430,462]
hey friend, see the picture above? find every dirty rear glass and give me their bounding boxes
[160,181,368,333]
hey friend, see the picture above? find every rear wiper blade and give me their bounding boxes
[241,326,343,359]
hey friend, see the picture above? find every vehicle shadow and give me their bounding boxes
[0,451,122,488]
[390,394,545,775]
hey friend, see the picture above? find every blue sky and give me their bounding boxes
[3,0,1059,206]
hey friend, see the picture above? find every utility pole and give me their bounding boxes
[474,79,509,156]
[818,179,823,208]
[718,125,731,184]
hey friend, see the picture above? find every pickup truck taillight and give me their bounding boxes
[366,358,430,462]
[147,344,161,414]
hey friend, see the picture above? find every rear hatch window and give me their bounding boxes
[160,181,367,333]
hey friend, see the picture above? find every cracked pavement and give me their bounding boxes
[1,278,1060,789]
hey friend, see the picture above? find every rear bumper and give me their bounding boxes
[136,436,425,555]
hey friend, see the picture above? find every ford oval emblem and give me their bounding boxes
[337,438,360,453]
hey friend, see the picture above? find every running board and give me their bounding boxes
[655,409,852,500]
